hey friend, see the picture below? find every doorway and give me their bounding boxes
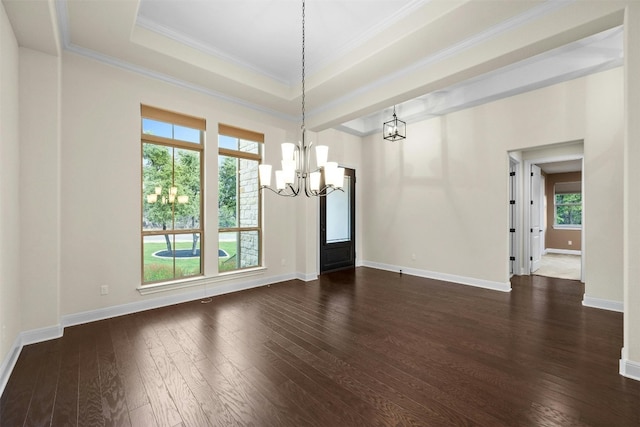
[319,167,356,273]
[524,155,584,281]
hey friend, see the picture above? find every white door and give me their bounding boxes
[531,164,542,272]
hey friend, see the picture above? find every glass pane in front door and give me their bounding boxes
[326,176,351,243]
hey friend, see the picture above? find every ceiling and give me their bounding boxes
[539,159,583,174]
[3,0,624,135]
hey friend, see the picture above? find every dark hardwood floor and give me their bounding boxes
[1,267,639,426]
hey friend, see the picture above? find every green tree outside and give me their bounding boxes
[555,193,582,225]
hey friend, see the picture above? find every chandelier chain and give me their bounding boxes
[301,0,305,132]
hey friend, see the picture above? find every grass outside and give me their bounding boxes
[219,240,238,272]
[143,240,239,282]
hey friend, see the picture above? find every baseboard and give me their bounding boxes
[296,272,318,282]
[362,261,511,293]
[21,324,63,346]
[0,323,64,398]
[620,358,640,382]
[63,272,298,328]
[0,335,22,398]
[546,248,581,255]
[582,295,623,312]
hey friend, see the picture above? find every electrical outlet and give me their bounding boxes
[100,285,109,295]
[411,253,416,261]
[2,324,5,342]
[568,240,572,246]
[281,258,286,266]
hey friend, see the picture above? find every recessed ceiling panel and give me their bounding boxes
[136,0,427,84]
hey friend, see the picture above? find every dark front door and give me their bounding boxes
[320,167,355,273]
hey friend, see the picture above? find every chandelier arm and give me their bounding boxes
[260,185,299,197]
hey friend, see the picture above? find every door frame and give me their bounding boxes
[523,154,584,279]
[509,155,520,277]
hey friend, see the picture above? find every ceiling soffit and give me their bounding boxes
[11,1,628,132]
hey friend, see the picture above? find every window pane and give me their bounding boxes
[327,177,351,243]
[239,158,259,227]
[219,135,260,154]
[174,125,201,144]
[143,143,175,232]
[239,139,259,154]
[556,205,582,225]
[219,232,238,272]
[240,230,260,268]
[174,233,201,278]
[219,135,238,150]
[555,192,582,225]
[143,234,202,283]
[219,155,238,228]
[174,148,201,230]
[218,231,259,272]
[142,118,172,138]
[556,193,581,204]
[143,235,175,282]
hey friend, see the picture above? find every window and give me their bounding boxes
[141,105,204,284]
[218,124,263,272]
[554,181,582,228]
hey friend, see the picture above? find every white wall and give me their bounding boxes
[361,67,623,301]
[623,1,640,376]
[19,47,61,331]
[58,52,307,317]
[0,1,21,371]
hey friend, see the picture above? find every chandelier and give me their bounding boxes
[258,0,344,197]
[383,105,406,141]
[146,186,188,205]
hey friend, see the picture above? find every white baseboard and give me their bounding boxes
[0,323,64,397]
[546,248,582,255]
[0,335,22,398]
[620,358,640,382]
[296,272,318,282]
[21,324,63,346]
[582,295,624,312]
[63,272,298,328]
[362,261,511,293]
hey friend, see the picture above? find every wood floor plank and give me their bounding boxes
[129,403,158,426]
[0,342,49,425]
[194,358,264,426]
[109,317,150,411]
[2,268,640,426]
[216,359,315,427]
[169,349,242,427]
[77,329,104,426]
[23,340,61,426]
[149,345,211,427]
[51,327,81,426]
[134,345,183,426]
[98,350,131,426]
